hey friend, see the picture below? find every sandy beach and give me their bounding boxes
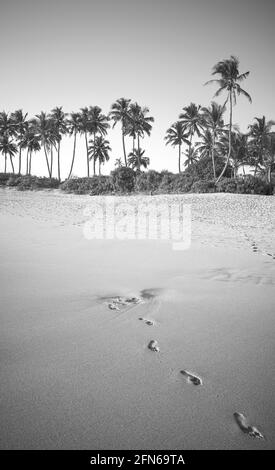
[0,188,274,450]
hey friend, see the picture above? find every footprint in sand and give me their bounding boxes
[148,340,160,352]
[234,412,264,439]
[180,370,202,386]
[139,317,154,326]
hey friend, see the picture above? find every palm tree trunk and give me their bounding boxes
[188,131,193,167]
[50,145,53,178]
[10,154,14,174]
[85,131,90,177]
[212,131,216,180]
[122,126,127,166]
[99,160,101,175]
[93,132,96,176]
[4,152,7,173]
[44,145,51,178]
[29,151,32,175]
[26,150,29,174]
[57,140,61,181]
[137,134,141,172]
[18,146,22,174]
[68,132,77,179]
[178,144,181,173]
[133,136,135,153]
[216,91,232,183]
[267,165,271,183]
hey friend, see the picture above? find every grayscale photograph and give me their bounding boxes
[0,0,274,459]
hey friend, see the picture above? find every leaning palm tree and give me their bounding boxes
[50,106,68,181]
[10,109,28,174]
[179,103,204,161]
[68,112,81,179]
[88,136,111,175]
[89,106,110,175]
[164,121,190,172]
[127,148,150,171]
[201,102,226,179]
[248,116,275,176]
[0,135,17,173]
[109,98,131,166]
[205,55,251,182]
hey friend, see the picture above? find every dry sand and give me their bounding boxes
[0,188,274,449]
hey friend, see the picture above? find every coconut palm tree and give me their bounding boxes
[26,132,41,175]
[89,106,110,175]
[126,103,154,171]
[50,106,68,181]
[183,147,199,168]
[68,112,81,179]
[0,135,17,173]
[262,132,275,183]
[164,121,190,172]
[109,98,131,166]
[196,130,214,159]
[88,136,111,175]
[205,55,251,182]
[248,116,275,176]
[127,148,150,171]
[115,158,123,168]
[10,109,28,174]
[218,131,249,178]
[201,102,226,179]
[34,112,54,178]
[79,107,91,177]
[179,103,204,161]
[0,111,15,137]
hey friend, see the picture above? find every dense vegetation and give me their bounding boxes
[0,56,274,195]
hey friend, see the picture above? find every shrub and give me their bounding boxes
[6,175,22,187]
[216,178,237,193]
[157,171,176,194]
[236,176,273,195]
[61,176,113,195]
[172,173,194,193]
[110,167,136,193]
[16,176,60,191]
[184,157,232,181]
[191,180,216,193]
[0,172,14,186]
[135,170,162,193]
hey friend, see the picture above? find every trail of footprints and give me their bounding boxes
[103,290,265,441]
[244,232,275,260]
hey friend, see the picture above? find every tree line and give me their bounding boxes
[0,56,274,183]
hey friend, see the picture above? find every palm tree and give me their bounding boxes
[201,102,226,179]
[263,132,275,183]
[89,106,110,175]
[50,107,68,181]
[205,55,251,182]
[164,121,190,172]
[126,103,154,171]
[248,116,275,176]
[26,132,41,175]
[127,148,150,170]
[0,135,17,173]
[88,136,111,175]
[115,158,123,168]
[34,112,54,178]
[79,107,91,177]
[10,109,28,174]
[0,111,15,137]
[109,98,131,166]
[179,103,204,162]
[196,130,214,159]
[183,147,199,168]
[218,131,249,178]
[68,112,81,179]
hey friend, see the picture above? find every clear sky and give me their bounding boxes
[0,0,274,177]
